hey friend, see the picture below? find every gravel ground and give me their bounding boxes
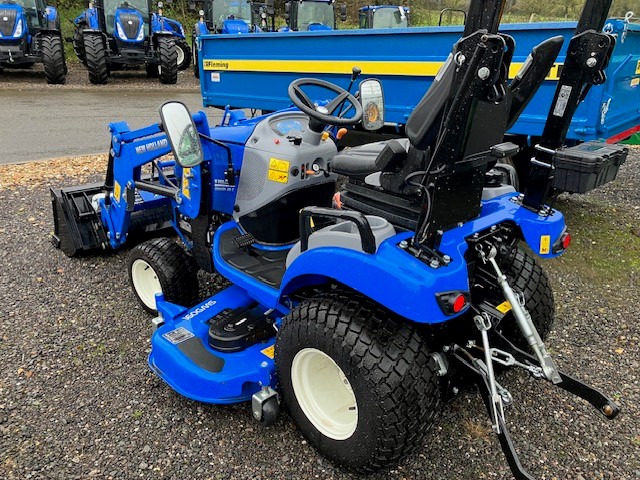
[0,150,639,480]
[0,62,200,91]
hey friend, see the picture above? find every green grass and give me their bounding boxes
[553,197,640,285]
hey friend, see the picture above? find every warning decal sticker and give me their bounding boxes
[113,181,121,204]
[496,301,512,314]
[261,345,275,359]
[267,158,290,184]
[539,235,551,255]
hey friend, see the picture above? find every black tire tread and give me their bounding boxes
[276,291,439,472]
[175,38,192,71]
[84,33,108,84]
[128,237,199,314]
[497,245,555,344]
[73,25,86,64]
[41,34,66,84]
[157,36,178,84]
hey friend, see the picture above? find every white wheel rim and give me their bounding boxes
[176,45,185,66]
[291,348,358,440]
[131,259,162,310]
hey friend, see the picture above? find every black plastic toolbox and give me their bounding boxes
[552,141,628,193]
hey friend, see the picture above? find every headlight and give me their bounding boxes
[116,22,128,40]
[136,25,144,41]
[13,18,23,38]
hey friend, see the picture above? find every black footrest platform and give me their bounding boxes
[553,141,628,193]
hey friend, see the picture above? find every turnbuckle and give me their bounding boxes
[476,243,562,384]
[489,348,544,378]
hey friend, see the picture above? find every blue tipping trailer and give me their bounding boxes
[198,18,640,142]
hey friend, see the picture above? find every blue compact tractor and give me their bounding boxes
[0,0,66,83]
[52,0,626,476]
[191,0,275,78]
[358,5,409,29]
[73,0,189,84]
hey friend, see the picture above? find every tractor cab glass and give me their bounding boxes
[103,0,150,36]
[297,1,334,30]
[13,0,40,29]
[372,8,407,29]
[210,0,252,25]
[160,102,204,168]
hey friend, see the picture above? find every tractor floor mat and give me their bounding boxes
[51,182,108,257]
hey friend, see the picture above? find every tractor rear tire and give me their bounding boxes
[41,34,66,84]
[84,33,108,84]
[73,25,86,65]
[175,39,192,71]
[127,237,199,314]
[494,245,555,348]
[276,291,440,472]
[157,36,177,84]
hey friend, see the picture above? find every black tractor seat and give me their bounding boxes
[331,138,411,179]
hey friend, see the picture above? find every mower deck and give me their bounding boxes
[150,285,276,404]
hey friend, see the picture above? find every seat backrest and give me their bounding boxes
[405,55,457,151]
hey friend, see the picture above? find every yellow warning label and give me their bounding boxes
[269,158,290,172]
[631,78,640,87]
[636,60,640,74]
[182,168,191,200]
[261,345,275,359]
[113,181,121,204]
[539,235,551,255]
[496,301,512,314]
[268,169,289,183]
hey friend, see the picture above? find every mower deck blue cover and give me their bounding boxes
[149,285,276,404]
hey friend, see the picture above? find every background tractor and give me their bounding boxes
[358,5,409,29]
[0,0,66,83]
[72,0,188,84]
[191,0,275,77]
[281,0,346,31]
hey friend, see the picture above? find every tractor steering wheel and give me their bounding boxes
[288,78,363,132]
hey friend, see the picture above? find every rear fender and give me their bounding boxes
[280,235,471,325]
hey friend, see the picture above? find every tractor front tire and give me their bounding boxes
[84,34,108,84]
[127,238,199,315]
[73,25,86,65]
[494,245,555,348]
[41,34,66,84]
[276,291,440,472]
[157,36,177,84]
[175,39,192,71]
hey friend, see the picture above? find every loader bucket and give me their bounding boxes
[50,183,109,257]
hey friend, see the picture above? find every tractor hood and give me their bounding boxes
[222,18,249,34]
[114,8,144,42]
[0,4,26,39]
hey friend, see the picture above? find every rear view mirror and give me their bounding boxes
[359,79,384,131]
[160,102,204,168]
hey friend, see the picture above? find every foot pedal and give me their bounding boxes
[233,233,255,248]
[208,303,275,353]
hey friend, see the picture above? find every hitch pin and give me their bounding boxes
[474,313,504,434]
[479,244,562,384]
